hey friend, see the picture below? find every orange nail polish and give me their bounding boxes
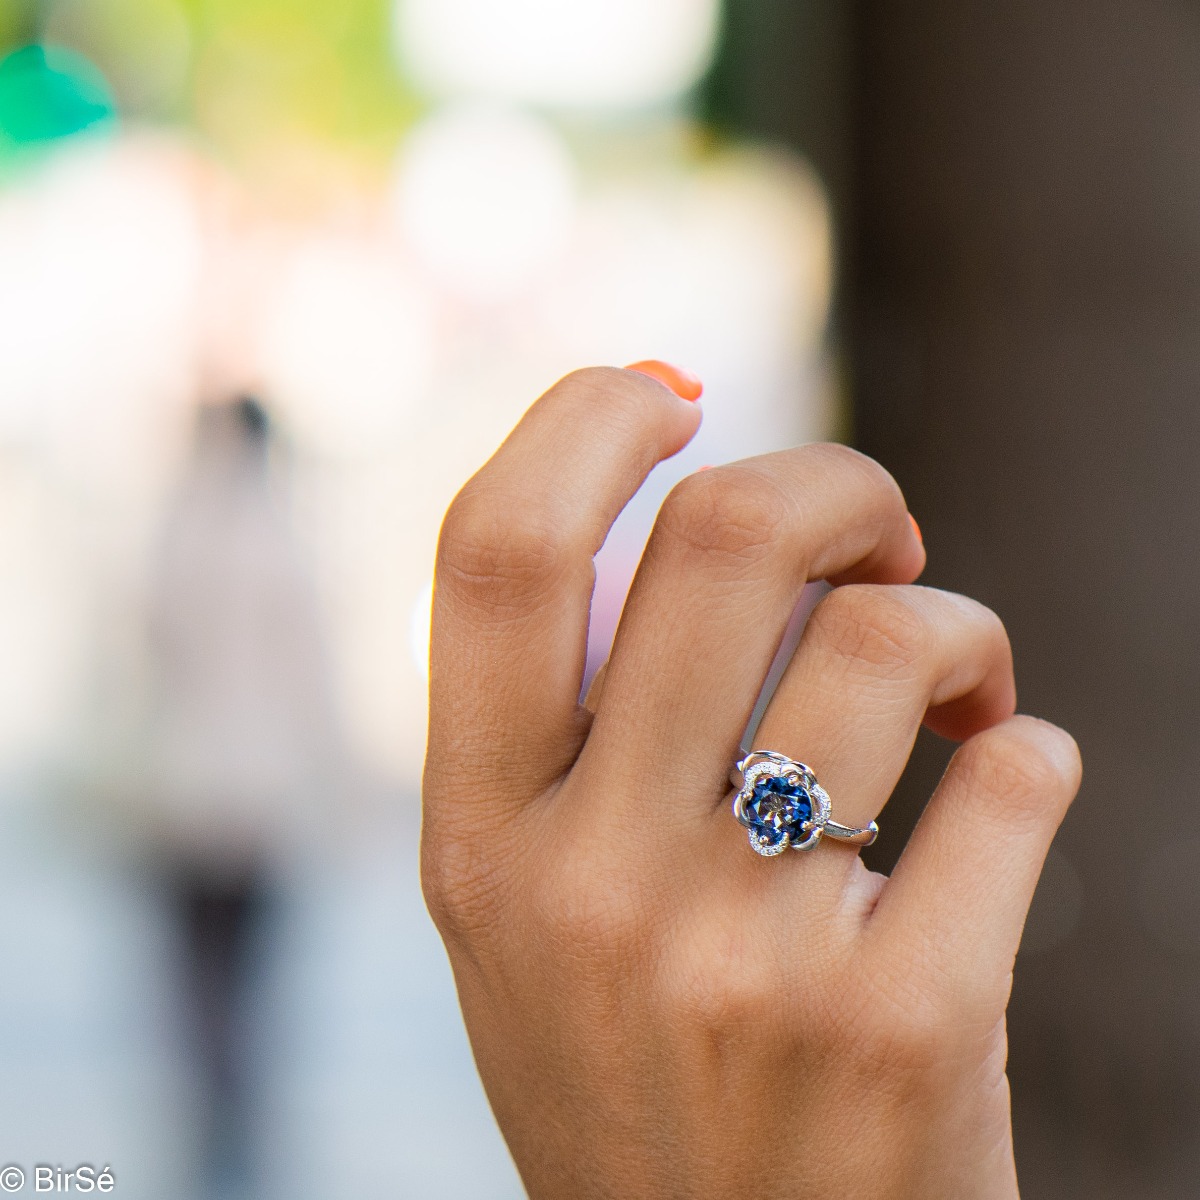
[909,514,923,544]
[625,360,704,402]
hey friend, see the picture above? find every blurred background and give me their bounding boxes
[0,1,833,1198]
[0,0,1188,1197]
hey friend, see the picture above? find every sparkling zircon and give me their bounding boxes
[744,773,813,855]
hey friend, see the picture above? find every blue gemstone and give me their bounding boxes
[745,773,813,848]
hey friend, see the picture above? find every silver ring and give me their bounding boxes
[731,750,878,857]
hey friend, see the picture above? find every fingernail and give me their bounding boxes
[909,514,923,544]
[624,360,704,402]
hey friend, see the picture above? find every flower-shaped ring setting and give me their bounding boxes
[731,751,879,858]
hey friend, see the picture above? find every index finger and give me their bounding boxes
[428,366,702,802]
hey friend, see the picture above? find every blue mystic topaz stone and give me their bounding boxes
[745,773,813,849]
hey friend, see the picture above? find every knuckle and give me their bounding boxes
[420,830,508,943]
[940,590,1011,656]
[956,717,1082,823]
[657,465,791,564]
[438,484,568,607]
[974,601,1012,661]
[803,442,905,507]
[808,585,928,672]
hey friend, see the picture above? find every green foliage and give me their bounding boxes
[0,42,116,165]
[0,0,420,160]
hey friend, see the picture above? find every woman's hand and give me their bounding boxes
[422,366,1081,1199]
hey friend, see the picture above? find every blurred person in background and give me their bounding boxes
[137,395,344,1199]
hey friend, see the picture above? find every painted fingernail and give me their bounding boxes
[909,514,923,544]
[624,360,704,401]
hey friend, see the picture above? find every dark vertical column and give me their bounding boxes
[702,0,853,234]
[850,2,1200,1196]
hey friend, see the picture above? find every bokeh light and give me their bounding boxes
[391,102,578,302]
[394,0,720,110]
[260,233,435,455]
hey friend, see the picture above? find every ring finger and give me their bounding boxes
[740,584,1015,870]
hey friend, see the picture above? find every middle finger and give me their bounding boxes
[584,444,924,807]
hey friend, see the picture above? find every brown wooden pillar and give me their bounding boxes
[850,3,1200,1195]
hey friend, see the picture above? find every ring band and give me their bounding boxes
[731,750,878,857]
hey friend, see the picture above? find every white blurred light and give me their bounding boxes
[395,0,719,109]
[0,137,203,490]
[410,580,433,681]
[392,103,577,302]
[0,470,91,767]
[260,236,435,456]
[537,146,834,459]
[0,137,209,765]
